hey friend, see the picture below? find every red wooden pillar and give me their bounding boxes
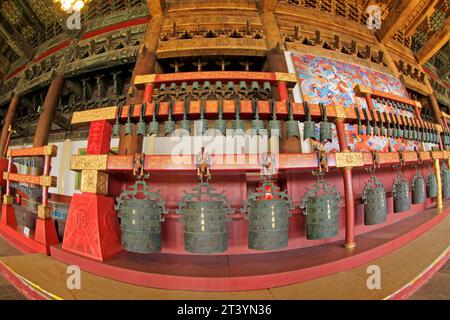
[1,156,16,228]
[278,81,289,101]
[335,118,356,249]
[62,120,122,261]
[35,154,59,248]
[143,83,154,104]
[0,94,20,157]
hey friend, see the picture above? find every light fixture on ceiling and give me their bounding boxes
[54,0,90,13]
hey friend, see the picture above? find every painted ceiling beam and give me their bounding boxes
[376,0,421,43]
[416,18,450,65]
[13,0,45,31]
[0,10,34,59]
[405,0,440,37]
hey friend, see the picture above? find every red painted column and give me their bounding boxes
[364,93,375,112]
[0,94,20,157]
[62,120,122,261]
[278,81,288,100]
[143,83,154,104]
[335,118,356,249]
[1,156,16,228]
[35,154,59,249]
[33,74,65,147]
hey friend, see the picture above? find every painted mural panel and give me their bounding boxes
[291,53,419,152]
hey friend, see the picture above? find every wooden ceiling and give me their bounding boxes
[0,0,448,80]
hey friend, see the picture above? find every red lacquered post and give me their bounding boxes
[335,117,357,249]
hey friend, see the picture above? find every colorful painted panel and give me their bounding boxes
[292,53,408,108]
[292,53,420,152]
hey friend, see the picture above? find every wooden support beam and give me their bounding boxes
[147,0,166,17]
[405,0,440,37]
[0,52,10,75]
[260,0,278,12]
[0,10,34,59]
[376,0,421,43]
[416,17,450,65]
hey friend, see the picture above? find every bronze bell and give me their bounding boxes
[426,171,437,198]
[355,108,363,135]
[319,103,332,142]
[242,181,294,251]
[370,109,379,136]
[177,182,233,254]
[136,103,147,136]
[116,181,168,253]
[303,102,316,140]
[124,104,134,135]
[362,175,387,225]
[393,173,410,213]
[412,172,425,204]
[301,179,340,240]
[112,102,124,138]
[441,164,450,199]
[363,108,373,136]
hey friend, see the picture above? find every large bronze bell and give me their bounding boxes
[393,172,410,213]
[242,181,293,250]
[301,179,340,240]
[116,181,168,253]
[412,172,425,204]
[426,171,438,198]
[362,176,387,225]
[177,183,232,253]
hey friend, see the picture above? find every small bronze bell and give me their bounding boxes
[355,108,363,135]
[136,102,147,136]
[370,109,379,136]
[197,103,209,135]
[363,175,387,225]
[124,104,134,135]
[147,102,159,136]
[214,103,226,136]
[319,103,332,142]
[269,100,281,137]
[232,100,245,135]
[112,103,124,138]
[412,172,425,204]
[251,99,264,136]
[363,108,373,136]
[303,102,316,140]
[164,101,175,135]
